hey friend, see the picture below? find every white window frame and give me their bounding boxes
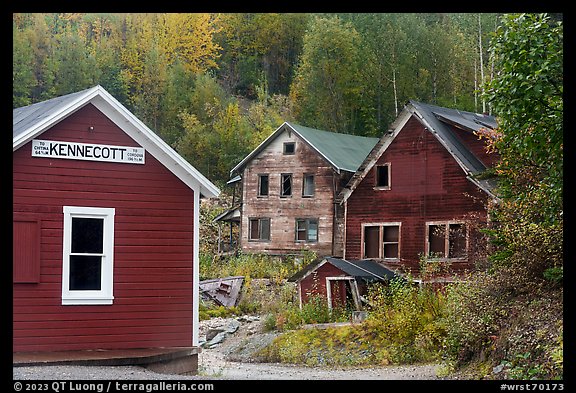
[325,277,361,310]
[361,222,401,261]
[62,206,115,305]
[374,162,391,190]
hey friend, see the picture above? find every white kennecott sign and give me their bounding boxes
[32,139,145,164]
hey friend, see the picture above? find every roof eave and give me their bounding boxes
[13,85,220,199]
[13,86,101,151]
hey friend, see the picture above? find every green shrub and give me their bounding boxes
[258,278,447,366]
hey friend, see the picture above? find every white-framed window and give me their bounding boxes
[62,206,115,305]
[374,163,391,190]
[362,222,401,260]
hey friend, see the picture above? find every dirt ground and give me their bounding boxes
[13,315,444,381]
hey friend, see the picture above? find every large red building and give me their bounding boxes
[12,86,219,367]
[338,101,499,278]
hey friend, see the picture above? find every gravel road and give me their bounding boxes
[13,316,444,381]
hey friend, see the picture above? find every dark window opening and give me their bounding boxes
[364,224,400,259]
[428,222,467,259]
[382,225,399,259]
[281,174,292,197]
[428,224,446,257]
[448,223,467,258]
[302,174,315,197]
[364,226,380,258]
[375,164,390,188]
[296,218,318,242]
[249,218,270,241]
[258,174,269,196]
[283,142,295,155]
[70,217,104,291]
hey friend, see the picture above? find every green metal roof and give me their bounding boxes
[287,123,380,173]
[231,122,379,175]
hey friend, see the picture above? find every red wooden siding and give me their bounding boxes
[13,104,196,352]
[13,218,41,283]
[344,116,490,273]
[298,262,346,305]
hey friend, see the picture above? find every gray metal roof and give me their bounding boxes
[288,257,401,283]
[13,87,94,140]
[337,101,499,204]
[13,85,220,198]
[231,122,379,175]
[409,100,496,175]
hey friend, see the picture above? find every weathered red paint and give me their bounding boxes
[13,104,196,352]
[344,116,493,275]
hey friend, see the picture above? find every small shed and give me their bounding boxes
[288,257,400,310]
[13,85,220,372]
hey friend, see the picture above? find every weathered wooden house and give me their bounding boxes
[227,122,379,257]
[337,100,499,276]
[13,85,219,372]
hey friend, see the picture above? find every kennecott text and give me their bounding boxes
[32,139,145,165]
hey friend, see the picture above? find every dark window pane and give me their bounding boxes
[384,243,399,259]
[259,175,269,196]
[261,219,270,240]
[376,165,389,187]
[383,226,399,242]
[249,219,259,240]
[429,225,446,257]
[449,224,466,258]
[296,220,306,241]
[364,226,380,258]
[69,255,102,290]
[281,174,292,196]
[72,218,103,253]
[283,142,295,154]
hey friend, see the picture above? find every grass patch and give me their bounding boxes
[256,278,446,366]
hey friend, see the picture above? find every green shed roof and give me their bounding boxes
[231,122,379,175]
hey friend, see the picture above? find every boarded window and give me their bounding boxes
[13,220,41,283]
[302,174,315,197]
[375,164,390,188]
[281,174,292,197]
[249,218,270,241]
[258,174,269,196]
